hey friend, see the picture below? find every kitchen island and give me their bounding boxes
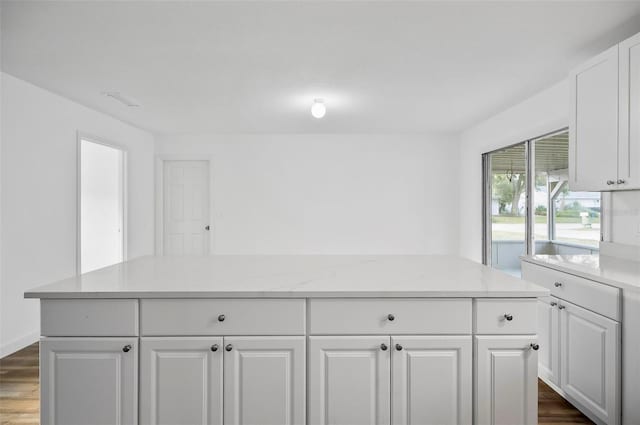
[26,255,547,425]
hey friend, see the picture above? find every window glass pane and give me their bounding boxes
[488,143,526,275]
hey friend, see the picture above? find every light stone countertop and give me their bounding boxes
[25,255,548,299]
[521,254,640,292]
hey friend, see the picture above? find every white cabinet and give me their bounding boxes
[224,337,305,425]
[40,337,138,425]
[308,336,391,425]
[537,296,560,385]
[475,336,539,425]
[618,32,640,189]
[560,300,620,425]
[391,336,472,425]
[570,29,640,191]
[140,337,223,425]
[569,45,620,191]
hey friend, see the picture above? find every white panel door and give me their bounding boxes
[569,45,619,191]
[224,336,305,425]
[560,300,620,425]
[139,337,223,425]
[537,296,560,385]
[40,337,137,425]
[475,335,538,425]
[309,336,391,425]
[163,160,210,256]
[619,32,640,189]
[391,336,472,425]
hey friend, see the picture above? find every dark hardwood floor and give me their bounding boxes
[0,342,593,425]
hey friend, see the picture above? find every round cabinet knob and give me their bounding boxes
[218,314,225,322]
[530,343,540,351]
[387,314,395,322]
[395,344,403,351]
[380,343,388,351]
[607,180,616,185]
[225,344,233,352]
[122,345,132,353]
[618,179,626,184]
[210,344,219,352]
[550,302,558,307]
[554,282,562,287]
[558,305,566,310]
[503,314,513,321]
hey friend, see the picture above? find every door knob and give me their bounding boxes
[122,345,132,353]
[218,314,225,322]
[607,180,615,185]
[380,343,388,351]
[504,314,513,321]
[558,305,566,310]
[554,282,562,287]
[395,344,403,351]
[211,344,218,352]
[387,314,395,321]
[550,302,557,307]
[617,179,626,184]
[530,343,540,351]
[225,344,233,352]
[205,225,210,231]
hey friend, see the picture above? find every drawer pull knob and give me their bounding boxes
[380,343,388,351]
[122,345,132,353]
[607,180,616,185]
[558,305,566,310]
[225,344,233,352]
[504,314,513,321]
[211,344,219,352]
[218,314,226,322]
[617,179,626,184]
[395,344,403,351]
[550,302,558,307]
[554,282,563,287]
[530,343,540,351]
[387,314,395,321]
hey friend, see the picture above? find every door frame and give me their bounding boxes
[155,155,215,255]
[76,131,128,275]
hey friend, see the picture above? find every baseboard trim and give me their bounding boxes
[0,332,39,358]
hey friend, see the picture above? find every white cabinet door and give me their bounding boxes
[140,337,223,425]
[391,336,472,425]
[569,45,619,191]
[560,300,620,425]
[475,336,538,425]
[309,336,390,425]
[40,337,138,425]
[537,296,560,385]
[619,32,640,190]
[224,336,305,425]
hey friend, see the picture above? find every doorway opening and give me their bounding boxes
[78,137,126,273]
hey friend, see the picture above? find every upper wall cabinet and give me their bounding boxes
[570,33,640,191]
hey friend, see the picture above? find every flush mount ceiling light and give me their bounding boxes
[102,91,141,107]
[311,99,326,119]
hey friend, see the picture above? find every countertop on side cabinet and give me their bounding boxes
[25,255,548,299]
[522,254,640,292]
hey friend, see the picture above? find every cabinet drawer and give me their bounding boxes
[522,262,620,321]
[141,299,305,336]
[309,298,471,335]
[474,299,537,334]
[41,299,139,336]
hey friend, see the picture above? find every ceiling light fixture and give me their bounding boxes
[102,91,141,107]
[311,99,326,119]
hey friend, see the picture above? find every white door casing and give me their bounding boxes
[223,336,305,425]
[308,336,391,425]
[162,160,210,256]
[40,337,138,425]
[475,335,538,425]
[391,335,472,425]
[139,337,223,425]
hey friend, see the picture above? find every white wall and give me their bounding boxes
[458,79,640,262]
[156,133,459,255]
[0,73,155,356]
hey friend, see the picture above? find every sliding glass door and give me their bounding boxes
[483,129,601,276]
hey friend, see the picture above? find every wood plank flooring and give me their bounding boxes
[1,342,593,425]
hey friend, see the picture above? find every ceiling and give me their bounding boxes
[3,1,640,136]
